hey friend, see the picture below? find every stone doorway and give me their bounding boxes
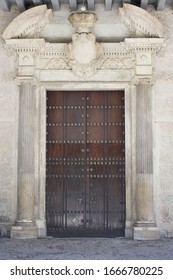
[1,4,164,239]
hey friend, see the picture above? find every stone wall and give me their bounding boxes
[0,3,173,238]
[150,5,173,238]
[0,5,20,236]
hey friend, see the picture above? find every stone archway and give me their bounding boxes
[2,4,164,239]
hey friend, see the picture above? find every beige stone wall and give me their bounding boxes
[0,6,19,236]
[0,4,173,238]
[148,5,173,237]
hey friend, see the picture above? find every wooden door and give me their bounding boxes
[46,91,125,237]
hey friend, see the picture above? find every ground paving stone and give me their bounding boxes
[0,237,173,260]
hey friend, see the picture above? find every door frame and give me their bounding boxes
[37,82,135,238]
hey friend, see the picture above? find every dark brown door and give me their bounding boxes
[46,91,125,237]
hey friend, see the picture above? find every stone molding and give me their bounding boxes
[15,77,39,86]
[131,76,154,86]
[1,4,165,79]
[2,5,52,40]
[119,4,165,38]
[3,38,164,80]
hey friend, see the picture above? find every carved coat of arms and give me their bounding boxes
[66,12,103,78]
[66,33,103,78]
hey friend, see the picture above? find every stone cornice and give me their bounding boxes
[125,38,165,53]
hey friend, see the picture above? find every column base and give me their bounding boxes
[125,228,133,239]
[134,223,160,240]
[36,219,47,238]
[11,222,38,239]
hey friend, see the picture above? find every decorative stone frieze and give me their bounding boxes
[3,37,164,80]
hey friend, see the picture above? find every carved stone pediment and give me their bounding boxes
[2,5,52,40]
[119,4,164,38]
[2,4,165,81]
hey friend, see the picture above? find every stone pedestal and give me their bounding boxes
[134,82,160,240]
[11,81,38,239]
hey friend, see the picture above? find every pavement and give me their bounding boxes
[0,237,173,260]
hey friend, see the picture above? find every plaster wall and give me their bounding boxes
[0,4,173,238]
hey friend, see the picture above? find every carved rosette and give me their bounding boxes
[66,33,103,78]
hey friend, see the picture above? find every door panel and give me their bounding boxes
[46,91,125,237]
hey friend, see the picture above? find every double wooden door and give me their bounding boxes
[46,91,125,237]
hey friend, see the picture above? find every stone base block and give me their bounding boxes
[125,228,133,239]
[36,219,47,238]
[134,226,160,240]
[11,225,38,239]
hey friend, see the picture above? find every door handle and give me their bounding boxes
[78,198,83,204]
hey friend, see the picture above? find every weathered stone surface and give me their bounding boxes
[0,3,173,240]
[155,81,173,122]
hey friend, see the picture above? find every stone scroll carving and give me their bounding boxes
[2,5,52,40]
[119,4,164,38]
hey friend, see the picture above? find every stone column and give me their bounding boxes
[134,81,159,240]
[11,80,38,238]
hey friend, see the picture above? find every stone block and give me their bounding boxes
[135,65,152,75]
[11,225,38,239]
[134,226,160,240]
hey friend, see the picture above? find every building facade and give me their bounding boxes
[0,2,173,239]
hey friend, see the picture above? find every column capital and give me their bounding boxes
[131,76,154,86]
[15,76,39,86]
